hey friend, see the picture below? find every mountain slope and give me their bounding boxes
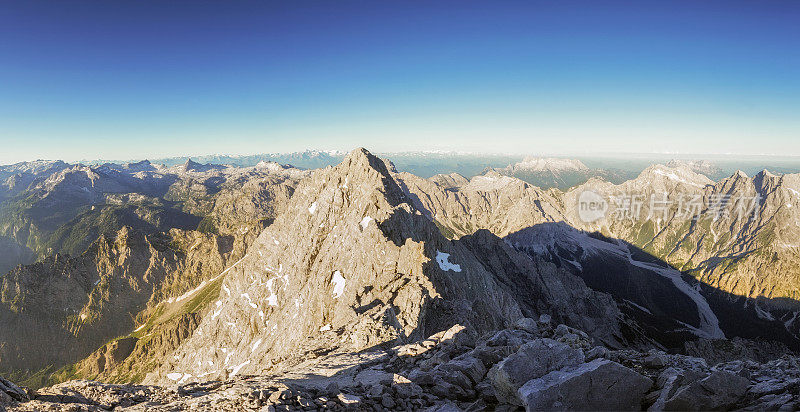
[0,160,305,273]
[144,148,627,385]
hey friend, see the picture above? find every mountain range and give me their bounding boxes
[2,148,800,410]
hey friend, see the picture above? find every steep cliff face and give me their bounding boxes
[0,225,254,382]
[396,163,800,348]
[144,149,626,385]
[561,167,800,340]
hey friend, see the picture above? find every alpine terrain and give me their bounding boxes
[2,149,800,411]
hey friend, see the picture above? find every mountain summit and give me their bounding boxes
[144,148,624,384]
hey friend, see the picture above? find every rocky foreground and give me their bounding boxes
[3,317,798,411]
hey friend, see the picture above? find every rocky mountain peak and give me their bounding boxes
[141,150,625,385]
[666,159,723,178]
[339,147,393,177]
[514,157,589,172]
[181,159,202,172]
[635,164,713,188]
[124,160,154,172]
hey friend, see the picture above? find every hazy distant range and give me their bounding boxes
[91,150,800,182]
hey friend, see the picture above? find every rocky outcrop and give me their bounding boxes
[519,358,652,411]
[490,338,585,404]
[659,370,750,411]
[5,321,800,411]
[0,376,29,405]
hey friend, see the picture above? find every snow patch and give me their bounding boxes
[166,372,183,381]
[436,251,462,272]
[331,271,346,298]
[230,360,250,377]
[241,293,257,309]
[652,169,704,187]
[266,278,278,306]
[360,216,373,230]
[624,299,653,315]
[626,255,724,339]
[308,202,318,214]
[319,324,331,332]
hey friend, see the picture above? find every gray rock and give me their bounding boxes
[649,371,681,411]
[518,358,652,411]
[585,346,610,361]
[381,393,396,408]
[439,356,487,384]
[355,368,393,387]
[0,376,28,402]
[491,338,585,404]
[514,317,540,335]
[748,378,799,397]
[393,380,423,399]
[367,384,384,398]
[644,351,669,368]
[485,329,535,347]
[741,393,795,411]
[662,370,750,411]
[425,401,464,412]
[337,392,362,406]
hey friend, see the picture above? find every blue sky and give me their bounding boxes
[1,1,798,163]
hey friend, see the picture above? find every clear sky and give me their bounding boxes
[1,1,798,164]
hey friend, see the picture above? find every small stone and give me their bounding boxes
[586,346,610,361]
[381,393,396,409]
[367,384,384,398]
[337,393,362,406]
[325,382,340,395]
[439,355,487,384]
[644,352,668,369]
[297,397,313,408]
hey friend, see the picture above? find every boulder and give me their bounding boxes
[513,317,540,335]
[518,358,652,411]
[438,355,487,384]
[354,368,393,387]
[0,376,28,403]
[661,370,750,411]
[491,338,585,404]
[643,351,669,369]
[485,329,536,347]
